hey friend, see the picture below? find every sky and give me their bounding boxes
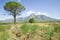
[0,0,60,20]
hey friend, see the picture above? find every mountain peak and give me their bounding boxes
[0,14,60,23]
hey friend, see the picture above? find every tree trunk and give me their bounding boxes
[14,11,16,24]
[14,15,16,24]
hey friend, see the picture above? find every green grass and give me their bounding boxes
[20,24,38,35]
[20,24,30,34]
[30,25,38,34]
[0,23,60,40]
[0,32,9,40]
[0,25,11,32]
[0,25,10,40]
[0,26,6,32]
[54,25,60,33]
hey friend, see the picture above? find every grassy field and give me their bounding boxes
[0,23,60,40]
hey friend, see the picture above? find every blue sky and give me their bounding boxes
[0,0,60,20]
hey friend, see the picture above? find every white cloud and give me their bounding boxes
[26,11,35,15]
[36,12,48,16]
[26,11,48,16]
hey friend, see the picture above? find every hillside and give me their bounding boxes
[0,14,60,23]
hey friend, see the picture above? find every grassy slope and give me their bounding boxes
[0,23,60,40]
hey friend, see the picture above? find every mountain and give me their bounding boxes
[23,14,60,22]
[0,14,60,23]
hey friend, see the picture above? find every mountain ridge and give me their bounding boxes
[0,14,60,23]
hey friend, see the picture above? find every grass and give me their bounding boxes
[20,24,38,34]
[0,26,6,32]
[54,24,60,33]
[0,25,11,32]
[20,24,30,34]
[30,25,38,34]
[0,23,60,40]
[0,25,10,40]
[0,32,9,40]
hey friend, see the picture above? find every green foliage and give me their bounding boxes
[29,18,35,23]
[0,25,11,32]
[54,25,60,33]
[4,2,25,15]
[20,24,30,34]
[39,25,55,40]
[0,23,60,40]
[20,24,38,35]
[45,26,55,38]
[30,25,38,34]
[0,26,7,32]
[0,32,9,40]
[4,2,25,24]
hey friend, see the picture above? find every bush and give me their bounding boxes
[29,18,35,23]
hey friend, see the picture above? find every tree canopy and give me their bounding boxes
[4,2,25,24]
[4,2,25,16]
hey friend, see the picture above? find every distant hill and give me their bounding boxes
[23,14,60,22]
[0,14,60,23]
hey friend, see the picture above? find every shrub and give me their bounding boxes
[29,18,35,23]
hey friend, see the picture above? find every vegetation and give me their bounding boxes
[20,24,38,34]
[54,24,60,33]
[0,25,10,32]
[0,26,6,32]
[30,25,38,34]
[4,2,25,24]
[20,24,38,40]
[0,25,10,40]
[0,23,60,40]
[45,26,55,40]
[0,0,59,40]
[0,32,9,40]
[29,18,35,23]
[20,24,30,34]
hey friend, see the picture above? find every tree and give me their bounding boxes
[4,2,25,24]
[29,18,35,23]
